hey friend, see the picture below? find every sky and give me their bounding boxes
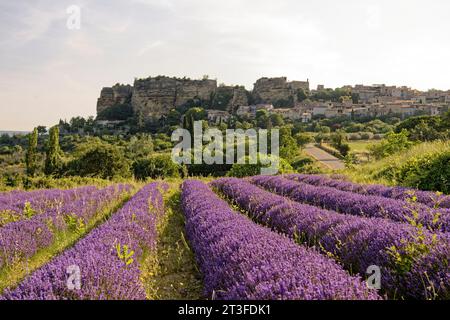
[1,0,450,131]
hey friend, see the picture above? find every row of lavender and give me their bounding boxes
[287,174,450,209]
[1,182,166,299]
[0,186,100,227]
[255,175,450,232]
[181,180,379,300]
[0,184,131,271]
[213,177,450,299]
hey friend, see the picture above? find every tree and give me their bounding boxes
[36,126,47,135]
[97,104,134,121]
[270,113,285,127]
[132,154,181,180]
[44,125,62,175]
[279,126,298,162]
[368,129,413,159]
[256,109,270,128]
[126,134,153,159]
[330,130,350,156]
[295,132,313,148]
[68,144,130,179]
[25,128,38,177]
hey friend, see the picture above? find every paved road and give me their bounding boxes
[303,144,346,170]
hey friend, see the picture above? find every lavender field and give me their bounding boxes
[0,175,449,300]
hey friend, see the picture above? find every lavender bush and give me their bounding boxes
[1,182,166,300]
[0,184,131,270]
[252,175,450,232]
[181,180,380,300]
[287,174,450,209]
[0,186,99,227]
[213,177,450,299]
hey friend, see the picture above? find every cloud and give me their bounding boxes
[137,41,164,56]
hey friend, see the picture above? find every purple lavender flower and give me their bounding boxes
[1,182,166,300]
[0,185,131,271]
[286,174,450,209]
[181,180,380,300]
[213,177,450,299]
[252,175,449,232]
[0,186,101,227]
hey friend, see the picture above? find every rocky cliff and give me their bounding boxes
[96,84,133,114]
[252,77,309,107]
[131,76,218,119]
[96,75,308,119]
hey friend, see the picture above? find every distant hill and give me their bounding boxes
[0,131,30,136]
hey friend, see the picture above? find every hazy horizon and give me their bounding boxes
[2,0,450,131]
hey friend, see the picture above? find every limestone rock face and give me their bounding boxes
[131,76,217,119]
[96,75,309,119]
[253,77,309,107]
[96,84,133,114]
[230,86,249,113]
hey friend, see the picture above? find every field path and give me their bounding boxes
[303,144,345,170]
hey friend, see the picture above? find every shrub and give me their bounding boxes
[132,154,182,180]
[227,154,293,178]
[67,144,130,179]
[348,133,362,141]
[396,151,450,193]
[97,103,133,121]
[373,133,384,140]
[368,130,413,159]
[360,132,374,140]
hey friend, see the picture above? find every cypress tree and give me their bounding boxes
[25,128,38,177]
[44,125,62,175]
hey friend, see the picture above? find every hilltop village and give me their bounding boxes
[96,75,449,128]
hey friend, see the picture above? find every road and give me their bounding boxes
[303,144,346,170]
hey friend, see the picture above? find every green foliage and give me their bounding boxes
[368,129,413,159]
[64,213,86,236]
[133,154,181,180]
[343,152,358,168]
[115,243,135,266]
[25,128,39,177]
[291,154,323,174]
[395,116,441,133]
[279,126,298,162]
[212,87,234,110]
[23,201,36,219]
[22,176,113,190]
[67,144,131,179]
[227,154,293,178]
[394,115,448,142]
[344,141,450,194]
[126,134,153,159]
[44,126,63,175]
[310,87,352,102]
[97,103,134,121]
[392,150,450,193]
[330,130,350,156]
[270,113,285,127]
[273,96,294,108]
[294,132,313,148]
[255,109,270,129]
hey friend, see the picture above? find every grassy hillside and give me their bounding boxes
[344,140,450,193]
